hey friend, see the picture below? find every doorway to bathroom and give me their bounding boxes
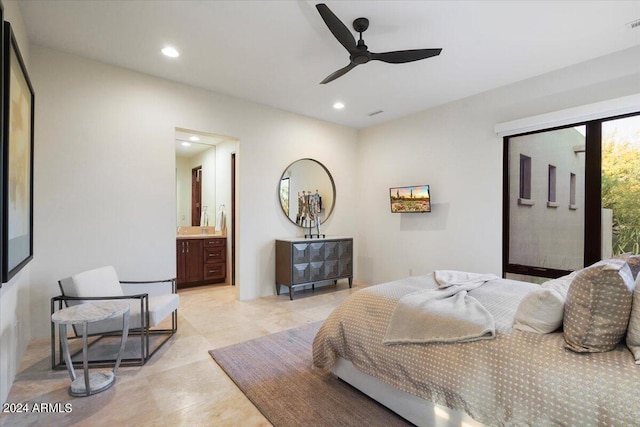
[175,127,238,289]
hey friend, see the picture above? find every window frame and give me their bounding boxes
[547,164,557,205]
[519,154,532,200]
[502,112,638,280]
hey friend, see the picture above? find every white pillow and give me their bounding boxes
[513,274,574,334]
[541,273,576,298]
[513,288,565,333]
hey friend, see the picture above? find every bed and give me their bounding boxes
[312,268,640,427]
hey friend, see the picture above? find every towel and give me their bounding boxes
[383,271,498,345]
[216,207,225,232]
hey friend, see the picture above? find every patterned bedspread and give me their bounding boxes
[312,274,640,426]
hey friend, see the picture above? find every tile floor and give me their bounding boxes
[1,281,366,426]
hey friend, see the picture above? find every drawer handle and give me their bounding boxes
[209,269,220,273]
[209,254,220,257]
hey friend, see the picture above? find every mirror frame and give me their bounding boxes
[279,158,336,227]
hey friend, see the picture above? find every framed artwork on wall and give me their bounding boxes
[0,1,4,286]
[2,21,34,283]
[389,184,431,213]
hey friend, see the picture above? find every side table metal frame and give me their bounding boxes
[52,302,130,397]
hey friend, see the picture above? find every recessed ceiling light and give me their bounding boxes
[189,136,200,142]
[333,102,345,110]
[162,46,180,58]
[181,141,191,147]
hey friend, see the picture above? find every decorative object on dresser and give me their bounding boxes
[176,236,226,288]
[300,189,324,238]
[275,237,353,300]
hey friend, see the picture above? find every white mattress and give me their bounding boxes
[332,357,485,427]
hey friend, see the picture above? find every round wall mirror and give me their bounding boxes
[279,158,336,227]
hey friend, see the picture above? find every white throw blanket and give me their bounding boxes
[383,270,498,345]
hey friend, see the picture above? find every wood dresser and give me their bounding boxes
[177,236,226,288]
[275,237,353,300]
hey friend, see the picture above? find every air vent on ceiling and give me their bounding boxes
[627,19,640,29]
[368,110,384,117]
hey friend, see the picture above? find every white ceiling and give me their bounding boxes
[19,1,640,129]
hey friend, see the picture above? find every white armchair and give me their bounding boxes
[51,266,179,369]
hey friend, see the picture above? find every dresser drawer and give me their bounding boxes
[339,239,353,260]
[204,262,226,281]
[204,238,226,247]
[292,243,310,264]
[324,241,339,260]
[204,247,226,263]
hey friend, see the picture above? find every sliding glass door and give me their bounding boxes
[601,115,640,256]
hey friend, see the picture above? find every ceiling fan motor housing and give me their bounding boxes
[351,51,370,64]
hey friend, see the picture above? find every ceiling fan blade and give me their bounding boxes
[316,3,357,54]
[320,62,358,84]
[370,48,442,64]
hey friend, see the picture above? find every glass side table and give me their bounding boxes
[51,301,130,397]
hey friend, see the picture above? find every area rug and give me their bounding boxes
[209,321,412,427]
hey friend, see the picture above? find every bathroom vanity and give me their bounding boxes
[176,234,226,288]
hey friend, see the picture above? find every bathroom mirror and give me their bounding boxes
[176,142,216,227]
[279,158,336,227]
[175,128,235,228]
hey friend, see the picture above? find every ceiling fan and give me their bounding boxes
[316,3,442,84]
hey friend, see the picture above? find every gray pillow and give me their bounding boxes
[626,255,640,281]
[563,259,635,353]
[626,274,640,364]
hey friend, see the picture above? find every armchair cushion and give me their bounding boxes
[60,266,124,298]
[145,294,180,326]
